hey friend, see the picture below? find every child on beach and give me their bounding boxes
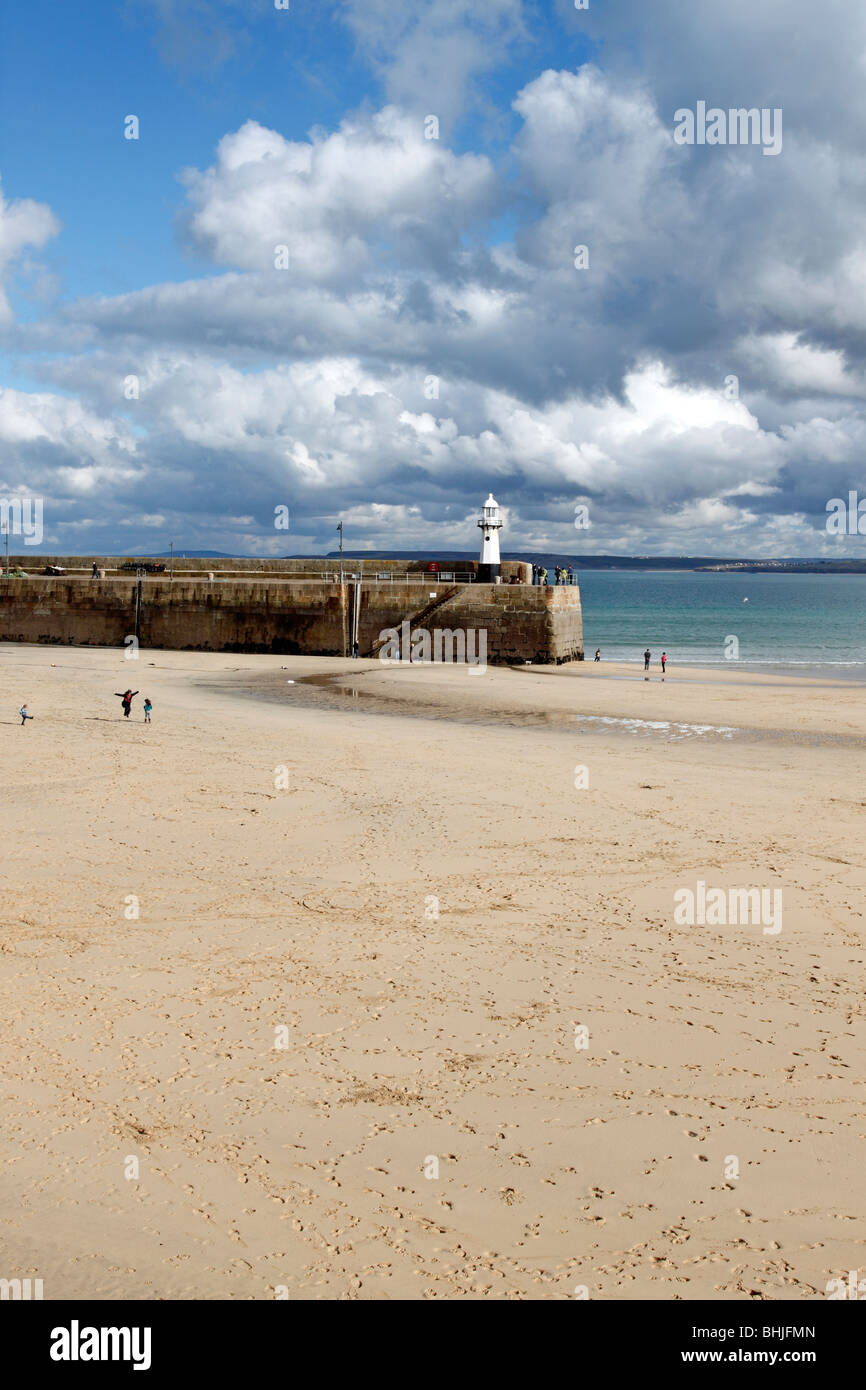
[143,698,152,723]
[19,704,33,725]
[115,689,139,718]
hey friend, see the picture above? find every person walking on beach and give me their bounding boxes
[143,698,152,723]
[594,648,601,662]
[19,704,33,725]
[115,688,139,718]
[644,648,651,672]
[661,652,667,674]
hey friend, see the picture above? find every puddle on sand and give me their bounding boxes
[574,714,737,741]
[223,668,571,729]
[208,667,866,751]
[206,668,768,746]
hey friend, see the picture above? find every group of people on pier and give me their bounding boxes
[531,564,575,585]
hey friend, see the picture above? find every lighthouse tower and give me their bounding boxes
[477,493,503,583]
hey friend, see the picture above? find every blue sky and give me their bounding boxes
[1,2,592,303]
[1,1,865,556]
[2,3,363,299]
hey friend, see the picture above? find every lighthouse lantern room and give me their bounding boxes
[477,493,503,583]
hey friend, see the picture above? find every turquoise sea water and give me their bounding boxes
[536,567,866,677]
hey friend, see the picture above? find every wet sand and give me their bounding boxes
[224,657,866,747]
[0,646,864,1300]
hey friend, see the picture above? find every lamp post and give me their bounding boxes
[337,520,343,585]
[169,540,174,582]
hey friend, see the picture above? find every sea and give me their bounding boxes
[535,565,866,679]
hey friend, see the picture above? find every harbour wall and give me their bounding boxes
[0,574,583,663]
[7,555,529,581]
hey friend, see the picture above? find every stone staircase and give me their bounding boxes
[366,585,461,658]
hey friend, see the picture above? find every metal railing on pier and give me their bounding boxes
[2,568,481,583]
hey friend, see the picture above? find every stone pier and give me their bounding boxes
[0,556,583,663]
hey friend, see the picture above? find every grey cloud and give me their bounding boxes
[338,0,528,133]
[10,2,866,555]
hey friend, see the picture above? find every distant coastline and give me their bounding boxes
[330,550,866,575]
[9,548,866,574]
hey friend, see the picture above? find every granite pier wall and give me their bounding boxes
[0,574,584,664]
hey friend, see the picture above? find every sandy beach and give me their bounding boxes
[0,645,864,1301]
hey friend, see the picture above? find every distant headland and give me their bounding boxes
[332,551,866,574]
[28,548,866,574]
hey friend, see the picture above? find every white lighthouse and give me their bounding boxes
[477,492,503,582]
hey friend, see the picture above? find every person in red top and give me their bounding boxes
[661,652,667,673]
[115,689,139,718]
